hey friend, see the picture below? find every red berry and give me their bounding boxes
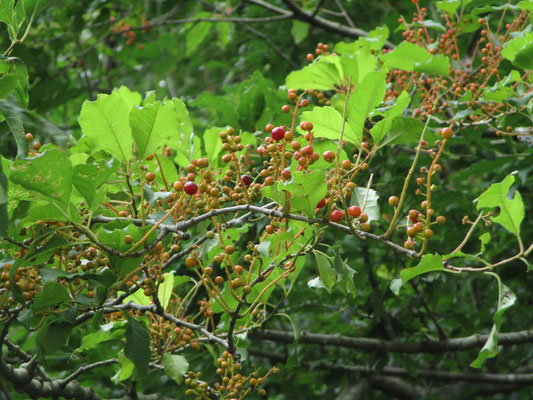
[241,174,251,187]
[323,150,335,162]
[316,198,326,209]
[409,209,419,223]
[281,105,291,113]
[271,127,285,141]
[301,145,313,155]
[281,169,291,180]
[184,181,198,195]
[348,206,362,218]
[329,210,344,222]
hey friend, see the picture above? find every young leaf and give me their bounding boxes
[117,350,135,381]
[471,284,516,368]
[280,170,327,217]
[78,93,133,162]
[350,187,380,222]
[158,272,174,310]
[204,127,223,168]
[162,353,189,385]
[291,20,309,44]
[79,326,125,352]
[285,61,341,90]
[381,41,450,76]
[334,254,357,297]
[381,117,440,146]
[300,106,357,144]
[347,70,386,143]
[501,33,533,70]
[371,91,410,145]
[476,174,524,237]
[130,101,178,159]
[186,13,211,56]
[314,252,336,289]
[112,86,142,109]
[390,254,444,295]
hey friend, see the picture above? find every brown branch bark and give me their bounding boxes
[251,328,533,353]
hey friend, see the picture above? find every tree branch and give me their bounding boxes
[278,0,395,48]
[251,328,533,353]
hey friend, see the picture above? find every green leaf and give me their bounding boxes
[72,161,115,209]
[9,148,72,207]
[300,106,357,144]
[334,254,357,297]
[0,0,14,28]
[501,33,533,70]
[124,288,151,306]
[190,92,239,131]
[79,326,125,351]
[390,254,443,295]
[203,127,223,168]
[291,20,309,44]
[237,71,272,131]
[381,117,440,146]
[471,284,516,368]
[339,54,358,83]
[216,22,230,48]
[346,70,386,143]
[314,251,336,289]
[112,86,142,109]
[371,91,410,145]
[41,267,116,288]
[186,16,211,57]
[130,101,178,159]
[162,353,189,385]
[0,96,27,156]
[0,161,7,235]
[78,93,133,162]
[479,232,491,253]
[158,272,174,309]
[350,187,380,222]
[0,56,29,107]
[436,0,463,15]
[280,170,327,217]
[476,175,524,236]
[333,42,378,84]
[125,315,151,378]
[22,0,49,19]
[381,41,450,76]
[36,319,72,354]
[518,0,533,12]
[33,281,70,311]
[285,61,342,90]
[117,349,135,381]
